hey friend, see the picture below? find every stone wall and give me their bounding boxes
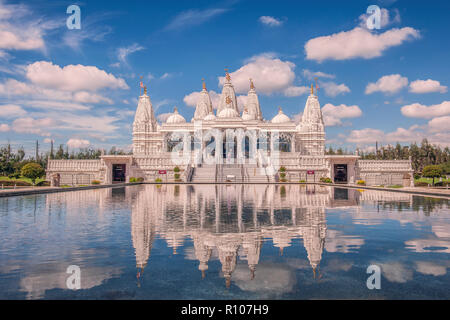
[356,160,414,186]
[46,160,103,186]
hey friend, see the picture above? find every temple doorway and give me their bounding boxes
[334,164,348,183]
[112,164,126,183]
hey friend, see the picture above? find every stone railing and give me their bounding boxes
[357,160,412,172]
[47,160,102,172]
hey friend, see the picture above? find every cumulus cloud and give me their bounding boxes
[409,79,447,94]
[184,90,220,109]
[0,104,26,118]
[259,16,283,27]
[320,81,350,97]
[218,54,296,95]
[0,2,60,52]
[12,117,54,136]
[305,27,419,62]
[67,138,90,149]
[321,103,362,126]
[0,123,10,132]
[401,101,450,119]
[26,61,129,92]
[283,86,309,97]
[347,128,385,144]
[365,74,408,94]
[156,113,172,123]
[428,116,450,133]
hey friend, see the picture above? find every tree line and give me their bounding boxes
[326,139,450,174]
[0,142,131,177]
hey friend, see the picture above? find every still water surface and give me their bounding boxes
[0,184,449,299]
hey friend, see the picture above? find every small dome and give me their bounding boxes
[204,112,216,121]
[166,107,186,124]
[242,108,255,121]
[271,107,290,124]
[218,107,239,118]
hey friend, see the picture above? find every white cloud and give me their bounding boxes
[283,86,309,97]
[0,2,60,52]
[259,16,283,27]
[409,79,447,94]
[218,54,296,95]
[305,27,419,62]
[73,91,113,104]
[67,138,90,149]
[117,43,144,64]
[320,81,350,97]
[165,8,229,31]
[156,113,172,122]
[0,123,10,132]
[322,104,362,127]
[184,90,220,109]
[347,128,385,143]
[43,138,54,144]
[365,74,408,94]
[428,116,450,133]
[401,101,450,119]
[302,69,335,80]
[26,61,129,92]
[0,104,26,118]
[12,117,54,136]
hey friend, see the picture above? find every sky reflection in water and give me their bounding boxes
[0,185,449,300]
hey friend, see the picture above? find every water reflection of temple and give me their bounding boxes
[130,185,340,287]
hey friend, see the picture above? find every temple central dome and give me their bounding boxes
[218,107,239,118]
[271,107,290,123]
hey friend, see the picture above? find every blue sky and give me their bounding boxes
[0,0,449,155]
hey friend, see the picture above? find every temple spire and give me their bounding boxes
[250,78,255,90]
[310,84,314,95]
[202,78,206,91]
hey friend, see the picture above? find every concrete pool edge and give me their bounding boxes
[1,181,448,199]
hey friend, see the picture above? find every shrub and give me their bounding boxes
[434,181,449,187]
[36,181,50,187]
[415,181,429,187]
[299,180,306,183]
[91,180,101,185]
[174,173,180,181]
[0,180,32,187]
[129,177,137,183]
[414,173,421,180]
[357,180,366,186]
[279,172,286,179]
[279,166,286,172]
[137,177,144,182]
[320,177,332,183]
[20,162,45,185]
[155,178,163,183]
[8,172,20,179]
[387,184,403,188]
[174,166,180,173]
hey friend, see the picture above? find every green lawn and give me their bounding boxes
[0,176,46,185]
[415,177,450,184]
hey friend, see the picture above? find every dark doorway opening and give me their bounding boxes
[112,164,126,183]
[334,164,348,183]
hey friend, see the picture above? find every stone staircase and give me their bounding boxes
[244,164,271,183]
[190,164,217,183]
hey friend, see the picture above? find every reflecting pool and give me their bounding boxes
[0,185,449,299]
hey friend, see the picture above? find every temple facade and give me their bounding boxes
[46,71,414,186]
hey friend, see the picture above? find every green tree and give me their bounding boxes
[20,162,45,185]
[422,165,443,186]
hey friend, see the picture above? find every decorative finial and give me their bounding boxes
[173,106,178,113]
[311,84,314,95]
[225,68,231,81]
[202,78,206,90]
[144,86,147,95]
[278,106,282,113]
[250,78,255,89]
